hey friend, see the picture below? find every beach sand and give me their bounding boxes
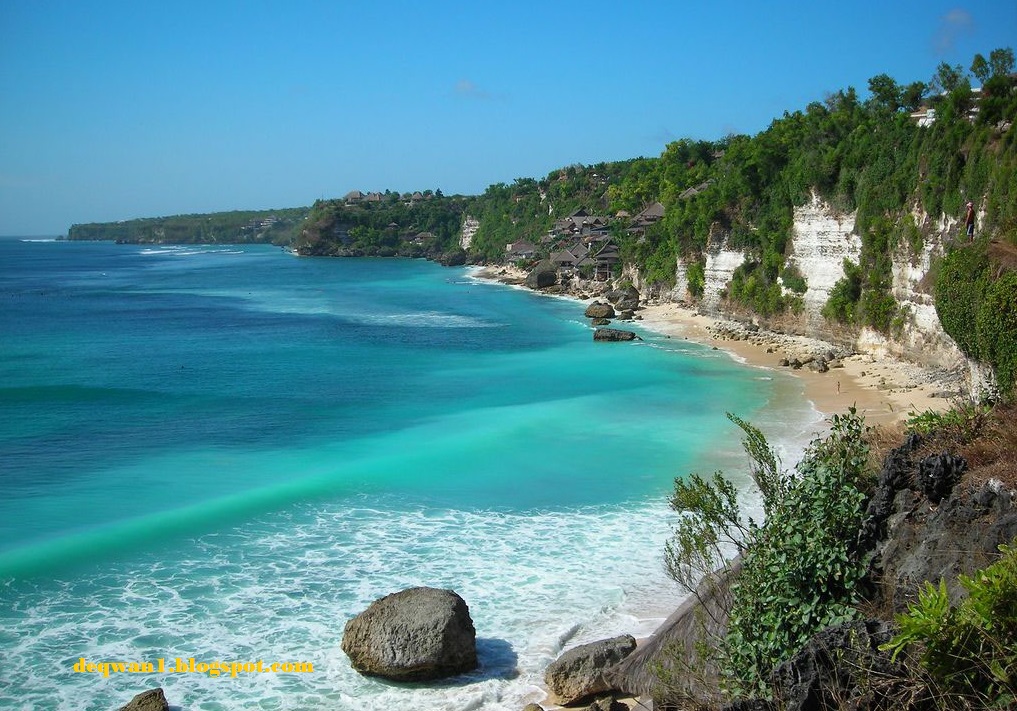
[638,302,959,429]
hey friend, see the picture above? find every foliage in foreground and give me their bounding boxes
[883,541,1017,708]
[665,409,873,699]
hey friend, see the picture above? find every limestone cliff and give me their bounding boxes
[641,192,978,388]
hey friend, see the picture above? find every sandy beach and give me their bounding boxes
[637,302,961,429]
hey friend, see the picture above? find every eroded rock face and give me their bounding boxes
[526,260,558,289]
[770,619,902,711]
[544,634,636,705]
[341,587,477,681]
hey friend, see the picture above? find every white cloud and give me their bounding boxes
[453,79,491,100]
[933,8,975,54]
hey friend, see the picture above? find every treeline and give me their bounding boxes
[67,207,309,245]
[604,49,1017,326]
[291,192,471,259]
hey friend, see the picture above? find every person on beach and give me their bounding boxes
[964,201,975,240]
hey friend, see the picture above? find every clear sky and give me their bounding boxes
[1,1,1015,235]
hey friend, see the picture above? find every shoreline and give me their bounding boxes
[471,264,960,430]
[637,302,959,430]
[471,264,962,710]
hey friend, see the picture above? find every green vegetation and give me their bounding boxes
[67,49,1017,392]
[883,541,1017,708]
[665,409,872,698]
[292,192,470,259]
[935,241,1017,393]
[68,207,309,244]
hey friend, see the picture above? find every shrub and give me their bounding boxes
[935,243,1017,395]
[664,409,873,699]
[722,409,871,697]
[883,541,1017,708]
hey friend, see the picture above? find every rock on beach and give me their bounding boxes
[341,587,478,682]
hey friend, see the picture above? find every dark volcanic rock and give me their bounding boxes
[593,328,639,342]
[544,634,636,705]
[341,587,477,681]
[117,688,168,711]
[526,260,558,289]
[770,619,903,711]
[857,433,922,554]
[873,479,1017,609]
[916,452,967,504]
[437,249,467,266]
[584,302,616,319]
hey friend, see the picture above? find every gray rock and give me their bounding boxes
[342,587,477,681]
[117,688,168,711]
[770,619,902,711]
[585,696,628,711]
[585,302,616,319]
[605,286,640,309]
[591,317,611,326]
[521,704,544,711]
[593,328,640,342]
[544,634,636,705]
[916,452,967,504]
[526,260,558,289]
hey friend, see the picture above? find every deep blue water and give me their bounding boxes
[0,240,817,710]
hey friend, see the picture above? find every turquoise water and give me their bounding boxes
[0,240,818,710]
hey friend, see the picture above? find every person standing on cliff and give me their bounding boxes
[964,201,976,240]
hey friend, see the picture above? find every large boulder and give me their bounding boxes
[606,286,640,311]
[117,688,168,711]
[593,328,640,342]
[584,302,615,319]
[341,587,478,681]
[526,260,558,289]
[544,634,636,705]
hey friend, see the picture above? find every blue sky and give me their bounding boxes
[1,1,1015,235]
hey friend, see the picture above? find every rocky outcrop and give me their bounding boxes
[544,634,637,705]
[584,302,616,319]
[341,587,477,681]
[769,619,904,711]
[605,286,641,312]
[609,419,1016,709]
[593,328,640,342]
[526,260,559,289]
[607,564,738,705]
[117,688,168,711]
[871,478,1017,610]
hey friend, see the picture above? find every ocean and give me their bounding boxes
[0,239,820,710]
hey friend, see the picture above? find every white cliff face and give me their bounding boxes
[888,221,966,370]
[786,193,860,331]
[702,247,746,314]
[459,216,480,251]
[643,193,975,382]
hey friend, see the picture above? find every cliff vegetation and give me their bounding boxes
[68,207,309,244]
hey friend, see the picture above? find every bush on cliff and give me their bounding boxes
[883,541,1017,708]
[935,241,1017,395]
[665,409,873,700]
